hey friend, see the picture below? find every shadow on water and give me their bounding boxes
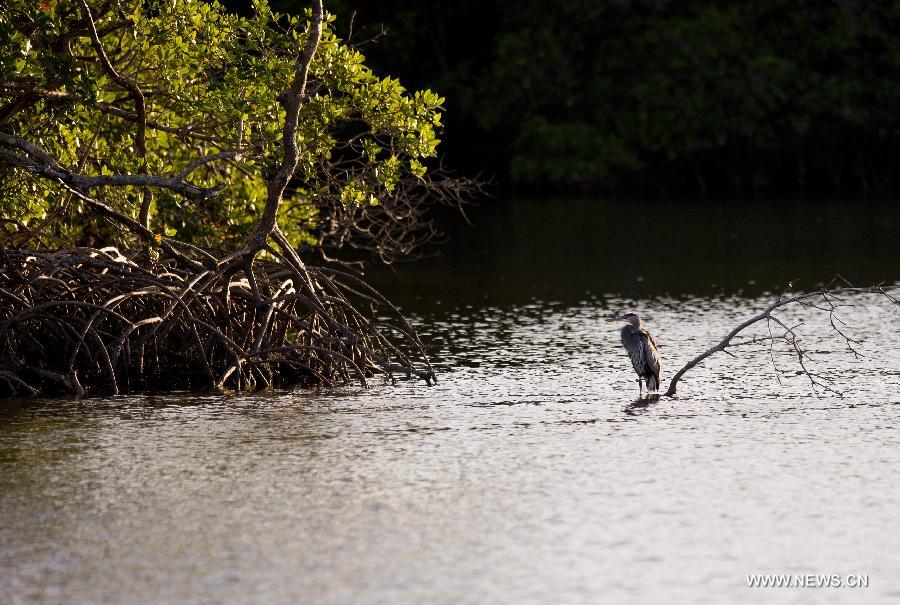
[368,196,900,309]
[623,398,653,416]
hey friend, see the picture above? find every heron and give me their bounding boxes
[606,312,661,396]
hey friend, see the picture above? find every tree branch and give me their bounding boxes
[250,0,324,248]
[52,179,205,270]
[665,284,900,397]
[78,0,146,160]
[78,0,153,227]
[174,149,249,181]
[0,82,226,143]
[0,132,224,201]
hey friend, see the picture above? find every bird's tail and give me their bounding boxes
[646,374,659,392]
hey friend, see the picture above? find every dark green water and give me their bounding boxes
[369,196,899,306]
[2,198,899,604]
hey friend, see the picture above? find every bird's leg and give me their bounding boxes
[638,378,643,397]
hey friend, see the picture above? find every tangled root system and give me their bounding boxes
[0,247,434,397]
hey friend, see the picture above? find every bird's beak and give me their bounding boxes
[605,316,624,323]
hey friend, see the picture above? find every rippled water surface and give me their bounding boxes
[2,199,900,604]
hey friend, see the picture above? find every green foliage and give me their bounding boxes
[0,0,445,248]
[475,0,900,186]
[316,0,900,191]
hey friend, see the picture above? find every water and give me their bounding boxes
[2,198,900,604]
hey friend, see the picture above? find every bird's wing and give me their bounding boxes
[640,330,662,379]
[647,331,660,352]
[622,329,648,376]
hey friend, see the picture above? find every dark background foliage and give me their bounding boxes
[224,0,900,195]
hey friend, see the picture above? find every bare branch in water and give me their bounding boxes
[665,280,900,397]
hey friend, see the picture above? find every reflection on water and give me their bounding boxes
[2,198,900,605]
[369,196,900,306]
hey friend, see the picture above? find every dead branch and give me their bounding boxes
[309,157,488,264]
[665,282,900,397]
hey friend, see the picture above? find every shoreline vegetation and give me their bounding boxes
[313,1,900,194]
[0,0,478,397]
[0,246,434,397]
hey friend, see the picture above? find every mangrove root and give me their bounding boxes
[0,246,434,397]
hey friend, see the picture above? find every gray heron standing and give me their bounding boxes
[607,312,661,396]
